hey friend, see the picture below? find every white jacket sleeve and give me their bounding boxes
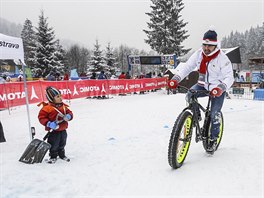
[172,51,199,82]
[219,54,234,90]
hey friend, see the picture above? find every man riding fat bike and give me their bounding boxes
[168,27,234,153]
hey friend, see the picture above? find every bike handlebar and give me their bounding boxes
[177,85,210,95]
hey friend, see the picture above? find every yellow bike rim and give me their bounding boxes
[217,117,223,144]
[176,116,192,163]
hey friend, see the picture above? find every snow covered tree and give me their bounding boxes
[66,44,81,72]
[34,10,57,78]
[88,39,105,73]
[113,44,132,72]
[255,24,264,57]
[79,47,90,75]
[221,23,264,70]
[21,18,37,68]
[105,42,117,74]
[144,0,190,56]
[0,17,22,37]
[113,45,153,73]
[65,44,90,75]
[245,27,260,59]
[53,39,66,74]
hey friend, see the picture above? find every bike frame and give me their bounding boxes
[179,87,212,143]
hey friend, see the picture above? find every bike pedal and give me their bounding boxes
[195,136,202,142]
[202,137,207,140]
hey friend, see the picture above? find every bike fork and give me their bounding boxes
[201,110,211,140]
[191,112,202,143]
[195,127,203,142]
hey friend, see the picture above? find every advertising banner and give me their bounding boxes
[0,78,167,109]
[0,33,25,62]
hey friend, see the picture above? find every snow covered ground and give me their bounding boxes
[0,89,263,198]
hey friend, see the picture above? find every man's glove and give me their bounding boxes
[63,114,71,121]
[210,83,226,97]
[210,87,223,97]
[46,121,58,130]
[168,80,178,89]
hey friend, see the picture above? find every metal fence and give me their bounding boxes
[227,87,254,100]
[228,82,263,100]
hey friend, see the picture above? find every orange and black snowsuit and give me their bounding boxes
[38,102,73,131]
[38,102,73,159]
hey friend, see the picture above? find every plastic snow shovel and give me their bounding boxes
[19,130,51,164]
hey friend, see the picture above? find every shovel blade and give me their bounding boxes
[19,139,51,164]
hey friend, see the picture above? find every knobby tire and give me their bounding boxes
[168,110,193,169]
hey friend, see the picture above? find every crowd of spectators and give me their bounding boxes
[0,70,164,83]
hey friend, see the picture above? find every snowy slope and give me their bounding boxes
[0,90,263,198]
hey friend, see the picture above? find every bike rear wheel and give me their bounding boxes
[168,110,193,169]
[203,111,224,152]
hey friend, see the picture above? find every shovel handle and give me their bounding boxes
[43,120,61,141]
[43,130,53,141]
[31,127,36,139]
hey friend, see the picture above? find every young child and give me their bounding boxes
[38,86,73,164]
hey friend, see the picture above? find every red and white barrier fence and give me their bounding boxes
[0,78,167,109]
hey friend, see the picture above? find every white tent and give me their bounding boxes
[0,33,32,141]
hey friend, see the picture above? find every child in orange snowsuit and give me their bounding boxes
[38,86,73,163]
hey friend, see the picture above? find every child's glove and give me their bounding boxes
[63,114,71,121]
[46,121,58,130]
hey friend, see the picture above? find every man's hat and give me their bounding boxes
[202,27,218,46]
[46,86,60,103]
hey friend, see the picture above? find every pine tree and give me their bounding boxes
[113,44,132,72]
[144,0,190,56]
[53,39,66,74]
[0,17,22,37]
[105,42,116,74]
[89,39,105,73]
[221,23,263,70]
[65,44,89,76]
[21,18,37,68]
[79,47,90,75]
[256,24,264,56]
[237,32,247,64]
[34,10,57,78]
[246,27,259,58]
[66,44,81,73]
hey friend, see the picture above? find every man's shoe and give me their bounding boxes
[206,139,217,155]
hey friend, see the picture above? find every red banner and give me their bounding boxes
[0,78,167,109]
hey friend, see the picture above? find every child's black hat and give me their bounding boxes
[46,86,60,103]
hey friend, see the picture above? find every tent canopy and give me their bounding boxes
[222,46,241,64]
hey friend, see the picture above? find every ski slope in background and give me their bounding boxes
[1,90,263,198]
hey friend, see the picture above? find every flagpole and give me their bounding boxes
[20,60,32,141]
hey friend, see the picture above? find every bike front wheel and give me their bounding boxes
[168,110,193,169]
